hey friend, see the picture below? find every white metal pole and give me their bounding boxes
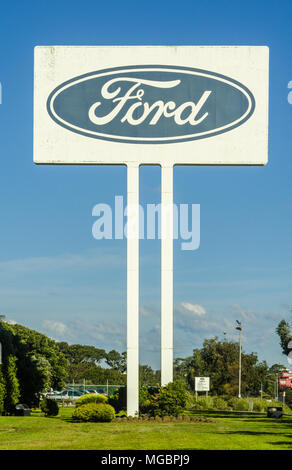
[238,327,242,398]
[161,164,173,386]
[127,163,139,416]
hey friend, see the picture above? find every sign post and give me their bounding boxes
[34,46,269,416]
[161,164,174,386]
[126,163,139,416]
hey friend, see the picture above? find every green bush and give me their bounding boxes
[185,391,196,409]
[213,397,228,410]
[229,398,249,411]
[251,398,291,414]
[142,381,188,417]
[252,399,265,412]
[192,396,214,410]
[190,395,292,414]
[75,393,107,408]
[4,355,20,412]
[72,403,115,422]
[109,387,127,413]
[40,398,59,417]
[139,386,158,414]
[0,367,6,415]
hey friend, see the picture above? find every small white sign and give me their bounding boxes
[195,377,210,392]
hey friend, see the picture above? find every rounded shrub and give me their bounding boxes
[109,387,127,413]
[231,398,249,411]
[40,398,59,417]
[72,403,115,422]
[227,397,238,410]
[213,397,228,410]
[252,399,265,412]
[193,396,214,410]
[75,393,108,408]
[145,380,188,417]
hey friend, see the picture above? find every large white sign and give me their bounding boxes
[195,377,210,392]
[34,46,269,165]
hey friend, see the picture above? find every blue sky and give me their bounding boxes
[0,0,292,370]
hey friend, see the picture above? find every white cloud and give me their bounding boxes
[42,320,68,336]
[178,302,206,316]
[41,318,125,350]
[231,304,256,322]
[6,319,18,325]
[140,306,151,317]
[0,248,123,276]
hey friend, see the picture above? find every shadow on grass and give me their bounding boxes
[60,417,76,423]
[243,418,292,424]
[223,430,292,437]
[267,441,292,448]
[192,410,292,421]
[191,410,264,419]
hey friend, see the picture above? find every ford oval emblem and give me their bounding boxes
[47,65,255,144]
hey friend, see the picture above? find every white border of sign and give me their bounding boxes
[195,377,210,392]
[34,46,269,166]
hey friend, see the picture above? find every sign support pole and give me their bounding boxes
[127,163,139,416]
[161,164,173,386]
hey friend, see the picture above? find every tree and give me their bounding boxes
[174,356,192,384]
[58,342,107,365]
[183,337,271,397]
[105,350,126,372]
[265,363,287,397]
[276,320,292,356]
[0,366,5,414]
[4,356,20,412]
[139,365,160,386]
[0,321,68,408]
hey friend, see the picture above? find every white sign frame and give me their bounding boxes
[195,377,210,392]
[34,46,269,166]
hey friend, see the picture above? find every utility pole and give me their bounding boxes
[0,315,5,366]
[236,320,242,399]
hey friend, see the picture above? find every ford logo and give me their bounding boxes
[47,65,255,144]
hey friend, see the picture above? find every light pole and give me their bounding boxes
[266,372,279,400]
[236,320,242,399]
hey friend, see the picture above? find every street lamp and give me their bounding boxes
[235,320,242,399]
[0,314,4,365]
[266,372,280,400]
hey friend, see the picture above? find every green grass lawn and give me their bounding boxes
[0,408,291,450]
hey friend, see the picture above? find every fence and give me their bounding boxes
[65,384,125,396]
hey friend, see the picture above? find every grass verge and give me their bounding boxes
[0,408,291,450]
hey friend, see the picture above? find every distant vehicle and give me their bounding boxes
[55,390,83,400]
[44,391,61,400]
